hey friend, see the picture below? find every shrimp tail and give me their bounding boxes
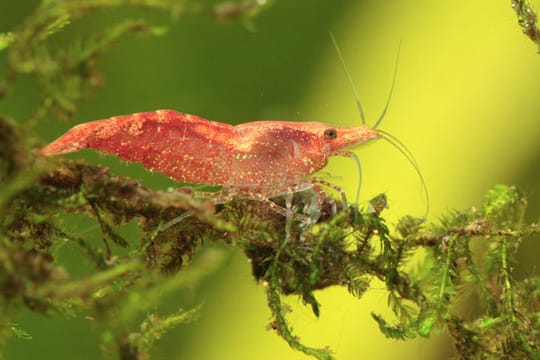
[41,121,101,155]
[41,113,153,156]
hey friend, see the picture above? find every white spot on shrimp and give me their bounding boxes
[289,139,301,159]
[127,120,143,136]
[181,122,188,140]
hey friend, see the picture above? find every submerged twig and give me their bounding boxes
[512,0,540,51]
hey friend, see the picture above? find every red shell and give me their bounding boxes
[42,110,379,191]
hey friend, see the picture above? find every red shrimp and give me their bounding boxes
[41,110,379,195]
[42,39,429,227]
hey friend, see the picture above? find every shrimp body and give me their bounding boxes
[41,110,380,192]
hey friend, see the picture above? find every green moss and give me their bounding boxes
[1,2,540,359]
[512,0,540,51]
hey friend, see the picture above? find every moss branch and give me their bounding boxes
[512,0,540,52]
[1,2,540,359]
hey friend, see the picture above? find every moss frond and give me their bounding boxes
[1,2,540,359]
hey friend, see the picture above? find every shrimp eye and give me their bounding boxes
[324,128,338,140]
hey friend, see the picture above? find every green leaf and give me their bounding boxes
[0,32,15,52]
[9,323,32,340]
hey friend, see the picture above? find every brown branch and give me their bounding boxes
[512,0,540,51]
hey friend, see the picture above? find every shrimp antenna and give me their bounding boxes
[348,151,363,206]
[330,32,366,125]
[373,38,402,129]
[377,129,430,218]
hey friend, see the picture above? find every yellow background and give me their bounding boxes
[2,1,540,359]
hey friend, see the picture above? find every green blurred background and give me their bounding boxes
[1,1,540,359]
